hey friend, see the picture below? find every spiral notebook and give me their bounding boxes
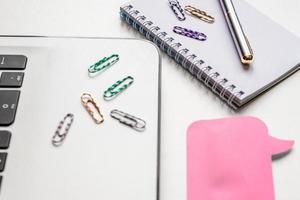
[120,0,300,109]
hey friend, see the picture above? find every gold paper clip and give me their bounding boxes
[81,93,104,124]
[184,5,215,24]
[110,109,146,132]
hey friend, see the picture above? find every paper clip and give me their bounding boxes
[173,26,207,41]
[110,109,146,132]
[168,0,186,21]
[81,93,104,124]
[88,54,119,75]
[103,76,134,101]
[52,113,74,147]
[184,5,215,24]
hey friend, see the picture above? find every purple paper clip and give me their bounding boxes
[173,26,207,41]
[169,0,186,21]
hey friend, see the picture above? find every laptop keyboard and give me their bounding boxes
[0,54,27,190]
[0,72,24,88]
[0,55,27,70]
[0,131,11,149]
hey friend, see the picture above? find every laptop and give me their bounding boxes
[0,36,161,200]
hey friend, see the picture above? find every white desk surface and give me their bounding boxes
[1,0,300,199]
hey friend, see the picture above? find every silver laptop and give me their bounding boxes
[0,36,161,200]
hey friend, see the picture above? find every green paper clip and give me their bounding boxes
[88,54,119,75]
[103,76,134,100]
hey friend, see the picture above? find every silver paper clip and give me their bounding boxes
[110,109,146,132]
[169,0,186,21]
[52,113,74,147]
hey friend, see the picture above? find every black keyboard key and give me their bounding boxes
[0,90,20,126]
[0,153,7,172]
[0,131,11,149]
[0,72,24,88]
[0,55,27,70]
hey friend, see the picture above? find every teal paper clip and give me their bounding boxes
[88,54,119,75]
[103,76,134,100]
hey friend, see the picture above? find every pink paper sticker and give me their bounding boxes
[187,116,294,200]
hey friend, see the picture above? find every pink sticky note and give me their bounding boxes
[187,116,294,200]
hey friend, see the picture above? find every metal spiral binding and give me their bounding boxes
[168,42,182,57]
[183,54,197,71]
[228,90,244,106]
[212,78,228,94]
[154,32,167,46]
[129,9,139,16]
[196,66,212,81]
[190,59,205,74]
[205,72,220,87]
[161,36,174,50]
[121,4,245,109]
[175,48,189,63]
[136,15,146,33]
[220,84,236,101]
[142,20,153,27]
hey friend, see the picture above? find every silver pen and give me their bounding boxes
[220,0,254,64]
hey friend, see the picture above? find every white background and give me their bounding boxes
[1,0,300,199]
